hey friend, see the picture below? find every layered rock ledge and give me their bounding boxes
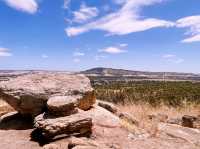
[0,72,95,116]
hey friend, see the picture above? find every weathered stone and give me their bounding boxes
[0,72,95,116]
[182,115,197,128]
[97,100,118,114]
[167,118,182,125]
[118,112,139,126]
[68,137,113,149]
[77,91,96,111]
[34,111,93,139]
[182,115,200,129]
[193,119,200,129]
[86,105,120,128]
[42,144,59,149]
[72,146,100,149]
[47,96,78,116]
[158,123,200,146]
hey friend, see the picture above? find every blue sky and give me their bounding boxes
[0,0,200,73]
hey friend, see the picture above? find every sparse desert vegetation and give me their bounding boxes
[93,81,200,107]
[92,80,200,137]
[118,103,200,135]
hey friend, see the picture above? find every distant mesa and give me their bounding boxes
[81,67,200,81]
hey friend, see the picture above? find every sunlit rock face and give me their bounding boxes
[0,71,95,116]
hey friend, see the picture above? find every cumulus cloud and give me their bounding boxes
[72,3,99,23]
[65,0,174,37]
[100,46,126,54]
[0,47,12,57]
[176,15,200,43]
[162,54,184,64]
[3,0,38,14]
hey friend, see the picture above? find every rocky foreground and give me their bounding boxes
[0,71,200,149]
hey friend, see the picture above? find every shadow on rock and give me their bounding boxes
[30,128,92,146]
[0,112,33,130]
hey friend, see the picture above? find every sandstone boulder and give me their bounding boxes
[47,96,78,116]
[0,72,95,116]
[34,105,121,141]
[86,105,120,128]
[158,123,200,146]
[34,111,93,139]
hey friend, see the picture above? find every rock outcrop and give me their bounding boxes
[0,72,95,116]
[47,96,79,116]
[1,71,200,149]
[158,123,200,146]
[97,100,118,114]
[34,111,93,139]
[182,115,200,129]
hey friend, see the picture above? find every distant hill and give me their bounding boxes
[81,67,200,82]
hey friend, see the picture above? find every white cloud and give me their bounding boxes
[63,0,71,9]
[176,15,200,43]
[0,47,12,57]
[41,54,48,59]
[3,0,38,14]
[100,46,126,54]
[65,0,174,37]
[162,54,184,64]
[72,3,99,23]
[73,52,85,57]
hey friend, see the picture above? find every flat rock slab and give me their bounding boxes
[0,72,95,116]
[34,111,93,139]
[158,123,200,146]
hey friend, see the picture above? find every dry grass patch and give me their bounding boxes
[118,103,200,136]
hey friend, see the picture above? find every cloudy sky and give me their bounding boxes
[0,0,200,72]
